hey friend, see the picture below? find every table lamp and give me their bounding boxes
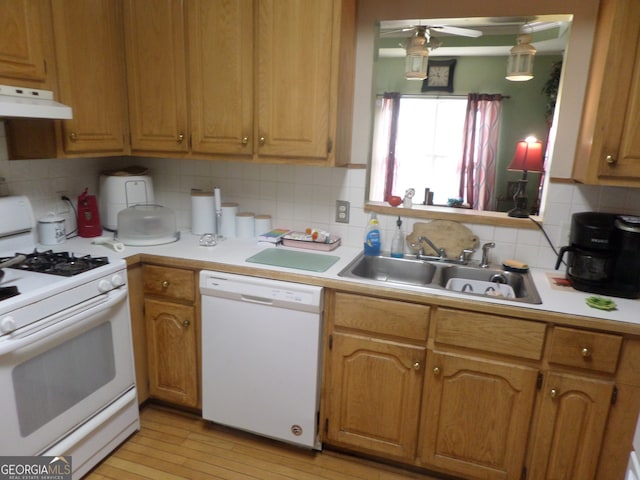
[507,137,544,218]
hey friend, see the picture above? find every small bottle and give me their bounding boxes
[390,216,404,258]
[363,212,381,256]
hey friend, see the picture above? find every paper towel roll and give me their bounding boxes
[254,214,272,236]
[220,202,239,238]
[236,212,255,239]
[191,189,215,234]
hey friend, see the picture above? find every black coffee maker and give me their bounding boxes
[555,212,640,298]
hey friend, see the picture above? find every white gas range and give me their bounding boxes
[0,196,139,479]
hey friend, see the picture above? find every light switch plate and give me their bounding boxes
[335,200,350,224]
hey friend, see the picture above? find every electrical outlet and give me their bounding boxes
[335,200,350,224]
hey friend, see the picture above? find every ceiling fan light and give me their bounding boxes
[506,34,536,81]
[405,47,429,80]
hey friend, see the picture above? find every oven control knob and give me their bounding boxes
[110,274,124,288]
[1,316,17,334]
[98,279,113,293]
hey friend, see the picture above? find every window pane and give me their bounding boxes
[395,97,466,205]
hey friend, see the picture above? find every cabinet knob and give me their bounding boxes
[605,154,617,165]
[182,320,190,328]
[259,136,265,145]
[413,362,421,370]
[69,132,77,142]
[550,388,558,398]
[433,367,441,375]
[581,347,592,358]
[161,280,170,288]
[241,136,249,145]
[177,132,185,144]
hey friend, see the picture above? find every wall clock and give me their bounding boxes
[422,59,457,93]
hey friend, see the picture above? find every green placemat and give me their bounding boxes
[246,248,340,272]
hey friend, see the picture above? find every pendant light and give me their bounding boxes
[506,33,536,81]
[405,27,430,80]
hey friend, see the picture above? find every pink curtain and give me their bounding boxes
[378,92,401,201]
[458,93,504,210]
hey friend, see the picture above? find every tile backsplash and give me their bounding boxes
[2,122,639,270]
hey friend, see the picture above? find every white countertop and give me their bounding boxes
[58,231,640,329]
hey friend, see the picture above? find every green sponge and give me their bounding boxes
[585,296,617,311]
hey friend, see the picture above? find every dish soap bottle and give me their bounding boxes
[390,216,404,258]
[363,212,381,256]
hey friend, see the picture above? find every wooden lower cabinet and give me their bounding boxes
[325,331,426,461]
[418,350,539,480]
[144,298,198,408]
[323,291,639,480]
[141,263,199,409]
[526,372,614,480]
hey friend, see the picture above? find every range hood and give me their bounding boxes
[0,84,72,120]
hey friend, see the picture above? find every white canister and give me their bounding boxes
[236,212,255,239]
[220,202,239,238]
[191,189,216,234]
[38,212,66,245]
[254,214,272,236]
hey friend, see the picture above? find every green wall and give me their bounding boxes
[374,54,562,212]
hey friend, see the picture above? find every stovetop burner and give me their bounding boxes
[2,250,110,277]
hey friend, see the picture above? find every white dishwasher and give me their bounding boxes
[199,270,324,449]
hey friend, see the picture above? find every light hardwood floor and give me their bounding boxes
[85,404,448,480]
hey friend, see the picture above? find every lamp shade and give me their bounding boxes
[506,34,536,81]
[405,29,430,80]
[508,139,544,172]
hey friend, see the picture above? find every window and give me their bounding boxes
[370,96,467,206]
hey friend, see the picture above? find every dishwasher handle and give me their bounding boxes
[239,294,274,306]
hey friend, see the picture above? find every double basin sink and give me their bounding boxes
[338,254,542,304]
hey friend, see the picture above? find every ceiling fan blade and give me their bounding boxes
[380,27,415,38]
[431,25,483,38]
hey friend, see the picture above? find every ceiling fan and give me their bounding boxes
[381,23,484,40]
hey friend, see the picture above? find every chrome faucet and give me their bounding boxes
[415,235,447,259]
[480,242,495,268]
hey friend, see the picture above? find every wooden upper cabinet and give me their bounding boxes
[0,0,47,84]
[256,0,334,160]
[123,0,188,153]
[188,0,254,156]
[51,0,127,155]
[573,0,640,185]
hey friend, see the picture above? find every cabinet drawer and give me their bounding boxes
[434,308,546,360]
[142,265,195,302]
[548,327,622,374]
[333,292,429,341]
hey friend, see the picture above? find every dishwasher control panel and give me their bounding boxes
[200,271,323,312]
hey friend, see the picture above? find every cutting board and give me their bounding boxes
[246,248,340,272]
[406,221,479,257]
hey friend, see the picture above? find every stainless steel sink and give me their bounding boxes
[338,254,542,304]
[344,255,437,286]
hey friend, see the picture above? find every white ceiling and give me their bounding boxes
[378,14,573,57]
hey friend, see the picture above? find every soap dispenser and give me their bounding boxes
[390,216,405,258]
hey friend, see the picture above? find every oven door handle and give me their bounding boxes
[0,287,127,356]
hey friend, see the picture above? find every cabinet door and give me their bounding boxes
[0,0,47,83]
[419,350,538,480]
[51,0,127,154]
[188,0,253,155]
[145,298,198,407]
[123,0,188,153]
[256,0,334,160]
[526,372,614,480]
[325,332,426,461]
[596,0,640,181]
[574,0,640,184]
